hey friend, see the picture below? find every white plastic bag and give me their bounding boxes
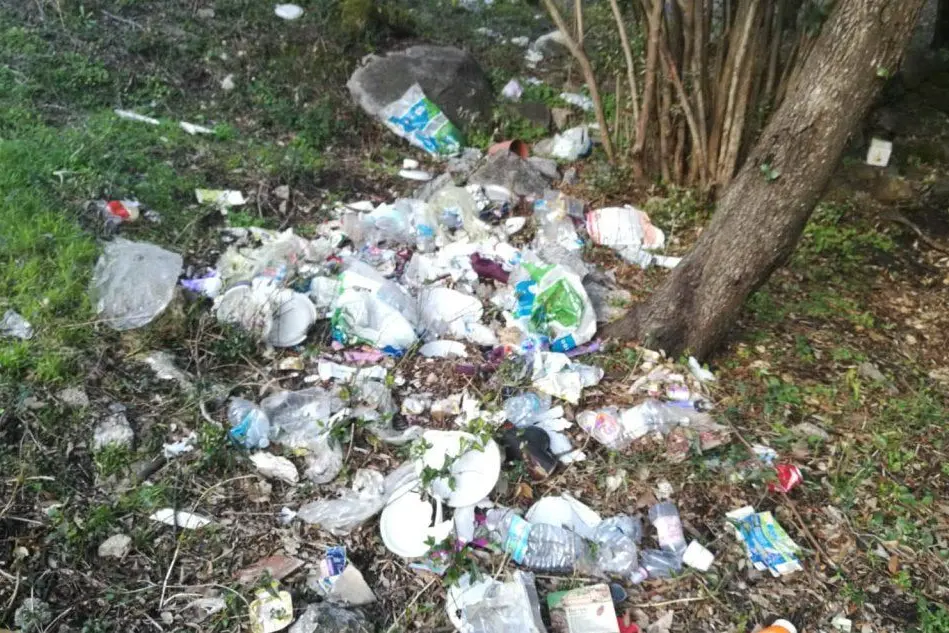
[90,239,183,330]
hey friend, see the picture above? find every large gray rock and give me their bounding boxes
[468,151,551,198]
[347,45,493,130]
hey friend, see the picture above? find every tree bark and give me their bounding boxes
[603,0,926,360]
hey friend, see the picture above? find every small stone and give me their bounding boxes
[196,7,215,19]
[93,412,134,450]
[857,361,886,382]
[58,387,89,408]
[526,156,559,181]
[274,185,290,200]
[562,167,578,186]
[289,603,369,633]
[506,101,551,129]
[98,533,132,559]
[220,74,236,92]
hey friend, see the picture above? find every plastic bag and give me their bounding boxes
[418,287,497,346]
[448,571,546,633]
[530,352,603,404]
[331,289,418,352]
[380,83,464,156]
[261,387,343,449]
[510,259,596,353]
[90,238,183,330]
[297,463,418,535]
[1,310,33,340]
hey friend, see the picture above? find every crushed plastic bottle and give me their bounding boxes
[227,398,271,449]
[503,392,552,428]
[485,508,592,573]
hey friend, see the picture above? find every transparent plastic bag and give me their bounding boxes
[90,239,183,330]
[261,388,343,450]
[296,464,417,536]
[459,571,546,633]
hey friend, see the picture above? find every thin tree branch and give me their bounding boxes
[541,0,616,163]
[608,0,641,129]
[632,0,664,173]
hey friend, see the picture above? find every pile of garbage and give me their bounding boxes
[85,119,806,632]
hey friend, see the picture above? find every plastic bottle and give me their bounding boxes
[648,502,687,553]
[761,621,797,633]
[503,392,552,428]
[412,201,438,253]
[485,509,592,573]
[227,398,271,449]
[639,548,683,578]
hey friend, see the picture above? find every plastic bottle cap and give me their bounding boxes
[772,620,797,633]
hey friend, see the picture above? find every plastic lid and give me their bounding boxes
[773,620,798,633]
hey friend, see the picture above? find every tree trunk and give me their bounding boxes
[603,0,926,360]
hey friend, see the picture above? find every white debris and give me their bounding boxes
[114,109,159,125]
[149,508,212,529]
[98,533,132,559]
[250,452,300,484]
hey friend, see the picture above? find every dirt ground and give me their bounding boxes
[1,2,948,632]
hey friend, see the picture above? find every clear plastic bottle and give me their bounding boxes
[639,548,683,578]
[503,392,552,428]
[411,200,438,253]
[648,501,687,553]
[485,509,592,573]
[227,398,271,449]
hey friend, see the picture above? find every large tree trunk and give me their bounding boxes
[603,0,926,360]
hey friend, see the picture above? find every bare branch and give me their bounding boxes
[541,0,616,163]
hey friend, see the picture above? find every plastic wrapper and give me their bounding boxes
[727,506,802,576]
[592,515,642,578]
[380,83,464,156]
[302,437,344,484]
[448,571,546,633]
[1,310,33,340]
[510,260,596,353]
[90,239,183,331]
[297,464,417,535]
[531,352,603,404]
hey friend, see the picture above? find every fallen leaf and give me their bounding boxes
[887,554,901,575]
